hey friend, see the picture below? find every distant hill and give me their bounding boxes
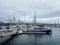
[0,22,60,28]
[0,22,8,26]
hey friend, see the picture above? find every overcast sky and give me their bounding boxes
[0,0,60,23]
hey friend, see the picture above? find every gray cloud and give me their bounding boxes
[37,10,60,19]
[0,0,60,23]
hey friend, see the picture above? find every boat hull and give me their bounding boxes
[24,29,52,34]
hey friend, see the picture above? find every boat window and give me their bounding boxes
[13,27,16,28]
[0,27,2,29]
[6,27,10,29]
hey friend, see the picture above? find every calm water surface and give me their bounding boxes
[0,28,60,45]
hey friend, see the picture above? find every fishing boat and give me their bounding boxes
[23,11,52,34]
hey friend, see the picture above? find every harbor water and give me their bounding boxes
[0,28,60,45]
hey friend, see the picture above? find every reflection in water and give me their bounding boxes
[33,33,52,45]
[1,35,18,45]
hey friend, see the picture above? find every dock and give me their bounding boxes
[0,30,17,37]
[20,32,46,34]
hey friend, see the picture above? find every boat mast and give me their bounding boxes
[34,11,36,29]
[8,16,12,26]
[57,18,59,27]
[24,14,25,24]
[13,17,16,25]
[8,16,10,26]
